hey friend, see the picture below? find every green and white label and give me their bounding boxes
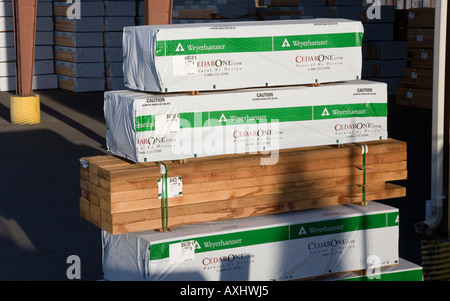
[149,211,398,261]
[135,103,387,132]
[155,32,363,56]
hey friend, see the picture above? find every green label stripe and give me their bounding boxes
[314,103,387,120]
[157,37,272,56]
[149,211,398,261]
[273,32,364,51]
[135,103,386,132]
[155,32,363,56]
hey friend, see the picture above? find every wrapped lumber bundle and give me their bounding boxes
[101,201,399,281]
[122,18,364,92]
[79,138,406,234]
[104,80,388,163]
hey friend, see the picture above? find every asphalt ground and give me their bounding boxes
[0,88,433,281]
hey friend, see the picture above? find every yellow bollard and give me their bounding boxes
[10,94,41,125]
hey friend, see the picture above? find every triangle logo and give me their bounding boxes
[175,43,185,52]
[219,113,227,122]
[298,226,307,235]
[321,108,330,116]
[194,241,201,250]
[282,39,290,47]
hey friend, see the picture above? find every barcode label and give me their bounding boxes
[173,55,198,76]
[169,240,195,264]
[158,176,183,199]
[155,113,180,135]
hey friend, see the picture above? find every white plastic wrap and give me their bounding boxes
[104,80,387,163]
[102,202,399,281]
[123,18,364,92]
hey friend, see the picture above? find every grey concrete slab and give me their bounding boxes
[0,89,108,281]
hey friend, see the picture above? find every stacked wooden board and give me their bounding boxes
[53,0,106,92]
[396,7,435,109]
[53,0,137,92]
[421,240,450,281]
[103,1,136,91]
[80,138,406,234]
[171,0,257,23]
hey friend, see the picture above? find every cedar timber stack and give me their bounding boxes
[396,8,435,109]
[79,138,407,234]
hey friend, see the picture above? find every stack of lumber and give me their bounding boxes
[171,0,257,23]
[53,0,106,92]
[360,2,407,97]
[421,240,450,281]
[53,0,137,92]
[80,138,406,234]
[256,0,303,20]
[103,1,136,91]
[75,7,409,281]
[396,7,435,109]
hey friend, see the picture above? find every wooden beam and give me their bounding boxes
[144,0,173,25]
[79,139,408,234]
[12,0,37,96]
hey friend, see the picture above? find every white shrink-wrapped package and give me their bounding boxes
[104,80,387,163]
[101,202,399,281]
[122,18,364,93]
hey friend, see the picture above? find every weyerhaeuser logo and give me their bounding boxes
[203,238,243,249]
[284,39,329,48]
[176,43,226,53]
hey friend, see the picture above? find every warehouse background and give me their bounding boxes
[0,0,448,281]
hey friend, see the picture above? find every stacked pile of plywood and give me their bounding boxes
[53,0,106,91]
[395,6,435,109]
[53,0,137,92]
[171,0,257,23]
[103,1,136,91]
[255,0,303,20]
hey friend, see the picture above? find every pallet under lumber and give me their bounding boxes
[79,138,407,234]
